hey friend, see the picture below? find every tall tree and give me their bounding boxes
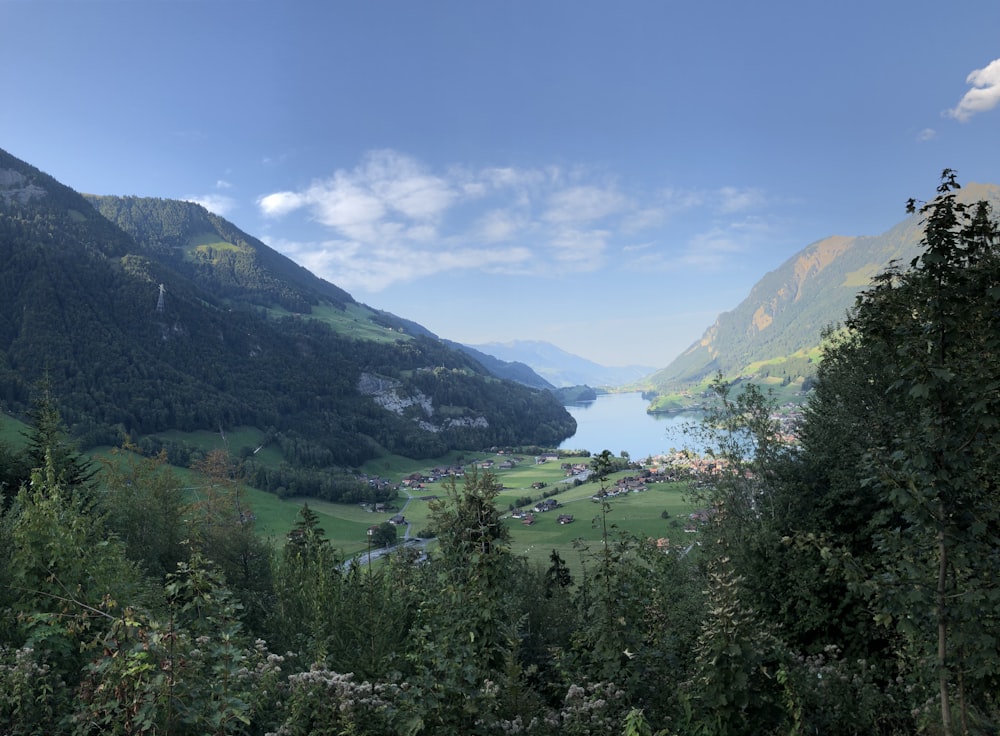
[22,381,96,495]
[809,171,1000,734]
[98,443,188,579]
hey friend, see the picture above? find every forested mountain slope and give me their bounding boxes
[88,194,356,313]
[0,148,575,483]
[644,183,1000,407]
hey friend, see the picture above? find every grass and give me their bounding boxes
[247,449,698,574]
[0,411,29,449]
[262,302,413,344]
[80,431,700,573]
[502,475,695,573]
[181,233,241,263]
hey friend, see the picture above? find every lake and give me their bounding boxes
[557,392,703,460]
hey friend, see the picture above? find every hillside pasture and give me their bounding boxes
[0,411,28,449]
[503,479,695,571]
[84,439,699,572]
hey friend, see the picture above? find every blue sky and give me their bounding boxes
[3,0,1000,367]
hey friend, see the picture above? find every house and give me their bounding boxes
[522,514,536,526]
[389,514,406,526]
[557,514,574,525]
[532,498,559,513]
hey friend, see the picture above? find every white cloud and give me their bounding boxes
[270,236,532,293]
[184,193,236,217]
[946,58,1000,122]
[474,208,528,243]
[305,177,388,240]
[256,149,775,292]
[917,128,936,142]
[544,185,627,223]
[258,190,306,217]
[548,227,610,266]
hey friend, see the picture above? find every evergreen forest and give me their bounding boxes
[2,172,1000,735]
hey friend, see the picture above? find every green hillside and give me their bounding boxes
[643,183,1000,409]
[0,148,575,500]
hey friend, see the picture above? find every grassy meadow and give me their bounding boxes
[0,411,29,449]
[10,410,698,572]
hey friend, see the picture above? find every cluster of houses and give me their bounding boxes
[590,474,649,502]
[510,496,575,527]
[398,465,466,491]
[638,451,731,482]
[477,455,529,471]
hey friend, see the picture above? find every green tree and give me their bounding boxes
[22,382,96,495]
[368,521,397,549]
[286,502,329,554]
[98,444,187,579]
[803,172,1000,734]
[187,449,274,634]
[5,454,147,686]
[405,470,536,731]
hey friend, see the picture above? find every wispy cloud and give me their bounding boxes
[257,150,774,291]
[185,193,236,217]
[717,186,766,213]
[946,58,1000,122]
[917,128,936,142]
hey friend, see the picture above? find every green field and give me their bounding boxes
[219,447,697,573]
[0,411,29,449]
[13,411,698,573]
[262,301,411,344]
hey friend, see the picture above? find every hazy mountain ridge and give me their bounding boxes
[0,148,576,481]
[645,182,1000,407]
[446,341,555,390]
[470,340,656,388]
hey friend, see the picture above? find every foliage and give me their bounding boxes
[97,444,187,579]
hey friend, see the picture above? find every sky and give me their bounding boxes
[3,0,1000,368]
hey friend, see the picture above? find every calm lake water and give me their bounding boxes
[557,392,703,460]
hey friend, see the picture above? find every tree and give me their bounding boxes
[286,502,330,554]
[21,381,96,496]
[98,443,187,579]
[188,449,273,634]
[368,521,397,549]
[808,171,1000,734]
[5,453,147,686]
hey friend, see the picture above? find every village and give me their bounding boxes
[348,447,724,554]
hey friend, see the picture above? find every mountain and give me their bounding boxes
[0,148,576,498]
[445,341,555,390]
[644,182,1000,409]
[469,340,656,388]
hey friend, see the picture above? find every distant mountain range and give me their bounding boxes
[642,182,1000,409]
[0,147,576,496]
[469,340,656,389]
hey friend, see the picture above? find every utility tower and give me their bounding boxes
[156,284,165,313]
